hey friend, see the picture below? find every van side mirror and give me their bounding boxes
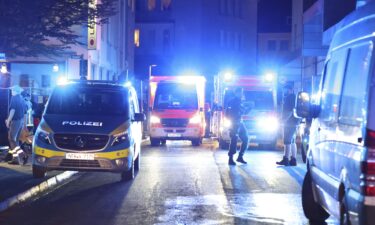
[134,113,146,122]
[295,92,311,118]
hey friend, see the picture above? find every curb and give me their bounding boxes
[0,171,78,213]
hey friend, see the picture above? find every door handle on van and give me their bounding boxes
[318,127,321,132]
[358,137,363,143]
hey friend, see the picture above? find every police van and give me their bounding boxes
[296,3,375,224]
[32,80,144,181]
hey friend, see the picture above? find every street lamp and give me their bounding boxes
[149,64,157,79]
[1,63,8,74]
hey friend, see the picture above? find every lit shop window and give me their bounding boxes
[134,29,140,47]
[161,0,172,11]
[148,0,156,11]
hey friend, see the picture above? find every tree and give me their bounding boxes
[0,0,118,57]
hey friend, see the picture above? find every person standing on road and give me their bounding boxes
[226,87,252,165]
[5,85,27,165]
[276,84,300,166]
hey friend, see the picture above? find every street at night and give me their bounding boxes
[0,141,338,224]
[2,0,375,224]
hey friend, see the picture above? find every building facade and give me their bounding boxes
[3,0,135,97]
[280,0,358,94]
[134,0,258,80]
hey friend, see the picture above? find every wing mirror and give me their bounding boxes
[295,91,312,118]
[134,113,146,122]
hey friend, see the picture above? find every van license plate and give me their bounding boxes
[168,133,181,137]
[66,153,95,160]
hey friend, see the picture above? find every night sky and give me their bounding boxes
[258,0,292,33]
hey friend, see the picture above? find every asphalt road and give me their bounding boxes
[0,140,338,225]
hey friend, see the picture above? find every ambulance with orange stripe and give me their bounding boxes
[148,76,206,146]
[211,73,279,149]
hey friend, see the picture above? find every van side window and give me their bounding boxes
[339,42,373,126]
[129,91,135,118]
[320,49,347,124]
[131,90,140,113]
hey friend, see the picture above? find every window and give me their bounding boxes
[339,43,373,126]
[234,32,240,50]
[163,29,171,50]
[220,30,225,48]
[148,29,156,48]
[161,0,172,11]
[219,0,226,15]
[148,0,156,11]
[20,74,29,87]
[319,48,348,123]
[280,40,289,51]
[41,75,51,88]
[99,67,103,80]
[227,0,233,16]
[267,40,276,51]
[134,29,140,47]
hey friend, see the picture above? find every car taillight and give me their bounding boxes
[362,129,375,196]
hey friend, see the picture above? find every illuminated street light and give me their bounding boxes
[53,64,59,72]
[264,72,275,82]
[0,63,7,74]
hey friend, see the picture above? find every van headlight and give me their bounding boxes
[223,117,232,128]
[112,131,129,146]
[36,129,51,145]
[189,114,201,124]
[257,116,279,132]
[150,115,161,124]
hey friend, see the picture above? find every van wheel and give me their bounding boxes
[191,138,201,146]
[150,138,160,146]
[302,171,330,223]
[32,165,46,178]
[340,196,351,225]
[134,152,140,171]
[121,161,134,181]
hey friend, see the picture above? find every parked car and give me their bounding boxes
[32,80,145,181]
[296,3,375,224]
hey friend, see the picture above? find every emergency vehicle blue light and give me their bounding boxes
[57,76,69,86]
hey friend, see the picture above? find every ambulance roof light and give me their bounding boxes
[57,76,69,86]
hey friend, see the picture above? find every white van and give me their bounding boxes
[296,3,375,224]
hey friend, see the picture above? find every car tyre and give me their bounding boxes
[134,152,140,171]
[340,196,351,225]
[191,138,201,146]
[302,171,330,223]
[150,138,160,146]
[121,160,134,181]
[32,165,46,178]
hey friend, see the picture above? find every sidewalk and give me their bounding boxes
[0,147,77,212]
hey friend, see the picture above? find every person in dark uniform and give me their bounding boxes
[226,87,252,165]
[276,84,300,166]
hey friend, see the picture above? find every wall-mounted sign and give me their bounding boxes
[88,0,97,50]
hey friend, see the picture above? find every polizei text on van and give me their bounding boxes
[62,121,103,127]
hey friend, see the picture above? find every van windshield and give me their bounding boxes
[223,90,274,110]
[46,86,129,116]
[154,83,198,110]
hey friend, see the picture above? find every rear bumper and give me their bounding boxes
[149,126,203,140]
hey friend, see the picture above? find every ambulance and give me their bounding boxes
[148,76,206,146]
[211,74,279,149]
